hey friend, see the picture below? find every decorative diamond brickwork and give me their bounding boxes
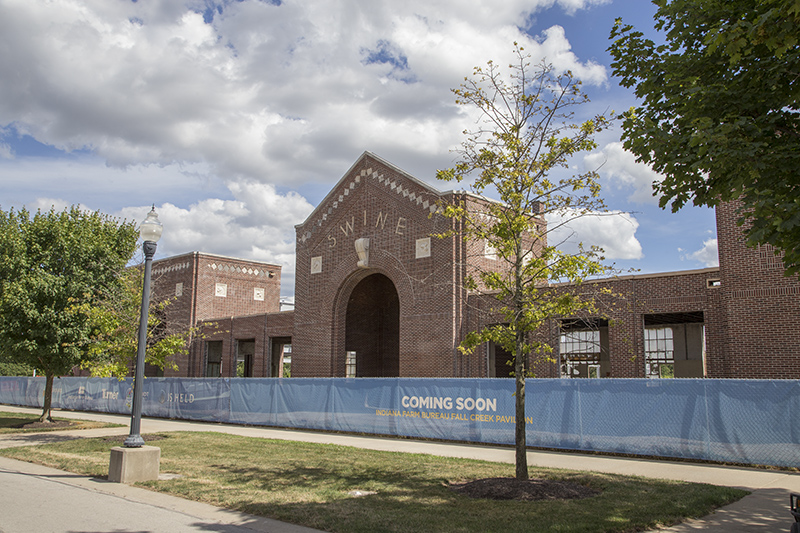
[142,153,800,381]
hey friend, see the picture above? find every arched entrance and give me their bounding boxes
[345,273,399,377]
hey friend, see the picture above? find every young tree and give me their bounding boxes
[0,206,138,421]
[608,0,800,274]
[437,45,613,480]
[76,266,189,378]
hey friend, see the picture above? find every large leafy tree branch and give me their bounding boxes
[608,0,800,274]
[437,45,614,481]
[76,266,191,378]
[0,206,138,421]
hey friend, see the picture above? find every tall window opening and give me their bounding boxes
[644,327,674,378]
[643,312,705,378]
[346,351,357,378]
[282,344,292,377]
[236,339,255,377]
[559,318,609,378]
[269,337,291,377]
[487,339,514,378]
[206,340,222,377]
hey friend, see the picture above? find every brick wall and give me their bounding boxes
[459,199,800,380]
[294,152,464,377]
[465,268,722,378]
[148,252,282,377]
[144,155,800,381]
[196,311,294,377]
[716,201,800,378]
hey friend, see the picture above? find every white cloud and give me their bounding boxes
[0,155,226,211]
[548,209,643,260]
[25,198,75,213]
[532,26,607,85]
[0,0,618,296]
[117,182,314,274]
[0,0,609,188]
[686,238,719,268]
[584,142,664,204]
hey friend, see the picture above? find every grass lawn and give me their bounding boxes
[0,431,748,533]
[0,411,123,434]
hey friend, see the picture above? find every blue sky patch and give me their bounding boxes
[362,40,409,71]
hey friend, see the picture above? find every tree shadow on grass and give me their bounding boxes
[151,462,747,533]
[210,459,442,493]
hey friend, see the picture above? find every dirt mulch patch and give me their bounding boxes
[450,477,599,501]
[13,420,76,430]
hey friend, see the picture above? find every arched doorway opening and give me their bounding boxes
[345,273,399,377]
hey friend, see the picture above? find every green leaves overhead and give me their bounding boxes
[608,0,800,275]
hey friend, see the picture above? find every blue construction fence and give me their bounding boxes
[1,376,798,467]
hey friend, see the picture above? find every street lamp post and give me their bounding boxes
[124,207,163,448]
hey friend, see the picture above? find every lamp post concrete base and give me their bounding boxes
[108,446,160,483]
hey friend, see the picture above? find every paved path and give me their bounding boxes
[0,457,320,533]
[1,405,798,532]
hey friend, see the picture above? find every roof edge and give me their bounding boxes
[295,151,445,229]
[152,251,282,269]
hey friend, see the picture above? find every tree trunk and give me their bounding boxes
[514,240,529,481]
[514,333,528,481]
[39,373,54,423]
[514,321,528,480]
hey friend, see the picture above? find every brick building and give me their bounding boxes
[158,152,800,380]
[147,251,286,377]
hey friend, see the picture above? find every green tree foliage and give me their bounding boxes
[437,45,613,480]
[608,0,800,274]
[0,354,35,377]
[0,206,138,421]
[76,266,189,378]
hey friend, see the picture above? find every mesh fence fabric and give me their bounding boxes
[1,377,798,467]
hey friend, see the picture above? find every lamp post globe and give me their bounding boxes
[139,207,163,244]
[124,206,163,448]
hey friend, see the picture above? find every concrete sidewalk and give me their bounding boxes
[1,405,798,532]
[0,456,322,533]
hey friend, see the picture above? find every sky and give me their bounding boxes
[0,0,719,300]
